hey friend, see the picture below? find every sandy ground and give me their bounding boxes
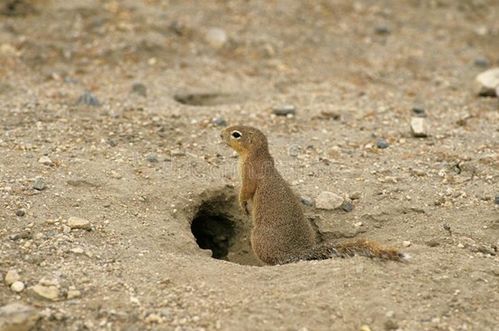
[0,0,498,330]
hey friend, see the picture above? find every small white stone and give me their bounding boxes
[205,28,228,48]
[67,217,91,230]
[410,117,428,137]
[402,241,411,247]
[67,289,81,299]
[38,156,53,166]
[457,243,465,248]
[315,191,344,210]
[5,270,20,286]
[144,313,163,324]
[70,247,85,254]
[11,281,25,292]
[475,67,499,96]
[62,225,71,233]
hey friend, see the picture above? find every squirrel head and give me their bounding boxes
[220,125,269,156]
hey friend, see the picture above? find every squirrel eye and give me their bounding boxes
[231,130,242,139]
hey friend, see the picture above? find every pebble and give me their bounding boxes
[146,153,159,163]
[376,138,389,149]
[67,289,81,299]
[70,247,85,254]
[341,199,353,212]
[5,269,20,285]
[272,104,296,116]
[212,116,227,127]
[16,209,26,217]
[33,177,46,191]
[131,83,147,97]
[495,195,499,205]
[205,28,228,48]
[67,216,91,230]
[410,117,428,137]
[11,281,25,292]
[315,191,344,210]
[0,303,40,331]
[288,144,301,157]
[402,241,411,247]
[374,25,390,34]
[77,91,101,106]
[30,284,60,301]
[38,156,53,166]
[145,313,163,324]
[475,67,499,97]
[411,104,426,117]
[300,196,315,207]
[474,56,489,68]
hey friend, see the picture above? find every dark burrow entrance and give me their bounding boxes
[191,213,234,259]
[189,189,262,266]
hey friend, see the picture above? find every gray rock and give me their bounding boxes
[475,67,499,97]
[131,83,147,97]
[410,117,428,137]
[272,104,296,116]
[474,56,489,68]
[67,217,91,230]
[212,116,227,127]
[316,192,344,210]
[30,284,60,301]
[16,209,26,217]
[376,138,389,149]
[9,231,31,241]
[77,91,101,106]
[205,28,228,48]
[495,194,499,205]
[146,153,159,163]
[0,303,40,331]
[288,144,301,157]
[300,196,314,207]
[5,270,20,285]
[341,199,353,212]
[32,177,46,191]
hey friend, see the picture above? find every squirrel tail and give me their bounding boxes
[299,239,410,262]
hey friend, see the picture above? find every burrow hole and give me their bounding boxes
[190,190,262,266]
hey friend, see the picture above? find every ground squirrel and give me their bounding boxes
[221,125,408,265]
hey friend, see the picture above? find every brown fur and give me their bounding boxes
[221,125,407,265]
